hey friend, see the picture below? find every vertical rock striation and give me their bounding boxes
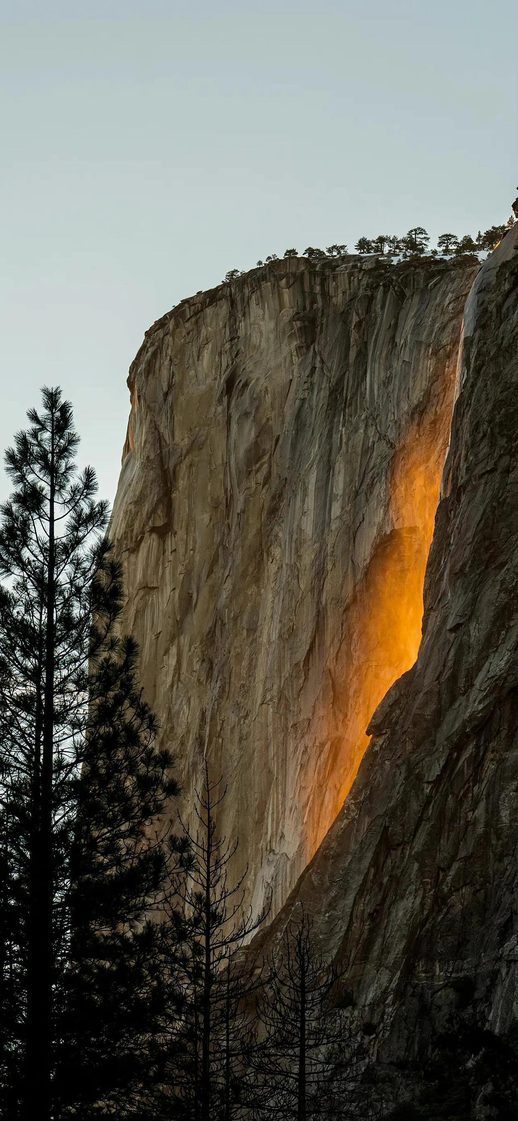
[110,253,477,920]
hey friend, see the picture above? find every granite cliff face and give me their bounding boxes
[110,252,478,920]
[258,226,518,1049]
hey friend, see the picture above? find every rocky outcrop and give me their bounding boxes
[259,226,518,1050]
[110,252,477,920]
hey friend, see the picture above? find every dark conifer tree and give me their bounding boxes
[0,801,19,1118]
[476,225,508,252]
[0,388,181,1120]
[402,228,430,255]
[164,764,265,1121]
[253,913,362,1121]
[57,632,182,1121]
[454,234,478,256]
[371,235,391,255]
[437,233,459,256]
[354,237,374,253]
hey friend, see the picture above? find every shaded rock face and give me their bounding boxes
[110,254,476,921]
[261,227,518,1049]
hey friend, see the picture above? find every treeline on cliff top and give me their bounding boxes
[222,219,515,283]
[2,387,518,1121]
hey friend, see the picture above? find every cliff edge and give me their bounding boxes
[110,252,478,921]
[258,226,518,1054]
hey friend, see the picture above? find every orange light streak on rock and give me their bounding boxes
[306,405,454,859]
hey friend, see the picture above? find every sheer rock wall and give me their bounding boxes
[110,253,477,920]
[259,227,518,1048]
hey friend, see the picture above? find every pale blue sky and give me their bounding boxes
[0,0,516,505]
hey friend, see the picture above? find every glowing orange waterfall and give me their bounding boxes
[306,397,456,859]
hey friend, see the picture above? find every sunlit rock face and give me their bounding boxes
[110,254,477,920]
[260,227,518,1047]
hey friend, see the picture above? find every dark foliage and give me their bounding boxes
[383,1014,518,1121]
[0,388,181,1120]
[160,764,265,1121]
[252,912,365,1121]
[224,216,515,281]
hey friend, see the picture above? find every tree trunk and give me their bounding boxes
[25,416,55,1121]
[193,985,200,1121]
[224,960,231,1121]
[297,959,306,1121]
[201,809,212,1121]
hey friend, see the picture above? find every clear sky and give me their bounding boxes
[1,0,516,506]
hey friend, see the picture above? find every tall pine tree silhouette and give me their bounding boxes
[163,763,265,1121]
[254,912,363,1121]
[0,388,181,1120]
